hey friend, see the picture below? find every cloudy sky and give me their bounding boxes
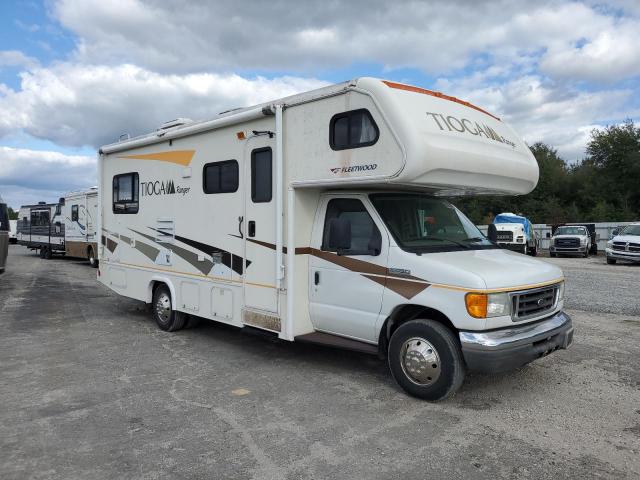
[0,0,639,208]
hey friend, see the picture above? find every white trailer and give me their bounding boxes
[98,78,573,400]
[59,187,99,266]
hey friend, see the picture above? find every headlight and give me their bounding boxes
[465,292,511,318]
[517,236,524,243]
[580,238,587,245]
[607,240,613,248]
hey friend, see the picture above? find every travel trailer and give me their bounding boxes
[98,77,573,400]
[59,187,99,266]
[16,202,64,258]
[493,212,538,255]
[0,195,8,274]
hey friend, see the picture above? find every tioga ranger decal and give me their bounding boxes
[426,112,516,148]
[141,180,190,196]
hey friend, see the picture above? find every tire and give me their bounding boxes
[388,319,465,401]
[88,247,98,268]
[152,285,186,332]
[606,256,616,265]
[550,252,556,258]
[44,247,52,259]
[39,248,46,259]
[583,249,589,258]
[529,245,537,257]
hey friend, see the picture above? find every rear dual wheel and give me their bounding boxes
[388,319,465,401]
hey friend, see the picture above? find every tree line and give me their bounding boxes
[454,120,640,225]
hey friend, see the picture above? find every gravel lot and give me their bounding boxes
[1,246,639,479]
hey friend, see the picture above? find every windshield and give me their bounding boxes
[556,226,587,236]
[619,225,640,236]
[369,193,497,253]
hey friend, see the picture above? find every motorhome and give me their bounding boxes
[16,189,99,265]
[97,77,573,400]
[16,202,64,259]
[0,195,9,274]
[493,212,538,255]
[59,187,99,267]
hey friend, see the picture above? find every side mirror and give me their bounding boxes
[487,224,497,242]
[546,232,551,238]
[58,197,65,206]
[327,218,351,251]
[612,229,619,237]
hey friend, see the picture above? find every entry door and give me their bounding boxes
[309,197,388,342]
[243,137,278,313]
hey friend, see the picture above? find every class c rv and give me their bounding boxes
[0,195,9,274]
[97,78,573,400]
[17,188,99,265]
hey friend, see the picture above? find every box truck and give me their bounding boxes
[97,78,573,400]
[493,212,539,255]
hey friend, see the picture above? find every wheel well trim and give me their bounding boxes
[148,276,176,304]
[378,304,456,356]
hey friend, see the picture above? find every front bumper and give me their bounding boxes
[497,242,526,252]
[606,248,640,262]
[459,311,573,373]
[550,245,587,254]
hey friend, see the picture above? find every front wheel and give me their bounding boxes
[583,249,589,258]
[606,256,616,265]
[152,285,186,332]
[388,319,465,401]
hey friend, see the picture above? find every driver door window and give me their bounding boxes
[321,198,381,256]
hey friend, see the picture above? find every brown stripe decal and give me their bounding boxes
[106,238,118,253]
[246,239,429,300]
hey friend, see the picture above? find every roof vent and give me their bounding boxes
[38,201,46,205]
[158,118,194,130]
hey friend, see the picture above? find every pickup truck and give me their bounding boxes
[550,225,591,258]
[606,223,640,264]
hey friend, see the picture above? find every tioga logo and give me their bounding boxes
[141,180,190,196]
[426,112,516,148]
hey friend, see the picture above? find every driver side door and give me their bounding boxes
[309,196,388,342]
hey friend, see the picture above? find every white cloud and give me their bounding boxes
[0,146,95,208]
[0,63,326,148]
[0,50,40,69]
[50,0,640,83]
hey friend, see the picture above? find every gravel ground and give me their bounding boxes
[0,246,639,479]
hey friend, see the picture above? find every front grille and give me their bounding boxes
[497,231,513,242]
[511,285,559,321]
[613,241,640,252]
[555,237,579,247]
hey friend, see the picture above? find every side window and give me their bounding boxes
[251,148,272,203]
[203,160,239,194]
[330,109,379,150]
[321,198,381,256]
[71,205,79,221]
[113,172,139,214]
[55,204,61,216]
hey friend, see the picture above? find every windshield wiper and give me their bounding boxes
[424,237,470,249]
[462,237,485,243]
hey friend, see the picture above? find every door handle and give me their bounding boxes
[314,271,320,285]
[248,221,256,238]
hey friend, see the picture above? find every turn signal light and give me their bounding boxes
[465,293,487,319]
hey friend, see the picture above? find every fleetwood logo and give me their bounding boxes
[330,164,378,174]
[141,180,190,196]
